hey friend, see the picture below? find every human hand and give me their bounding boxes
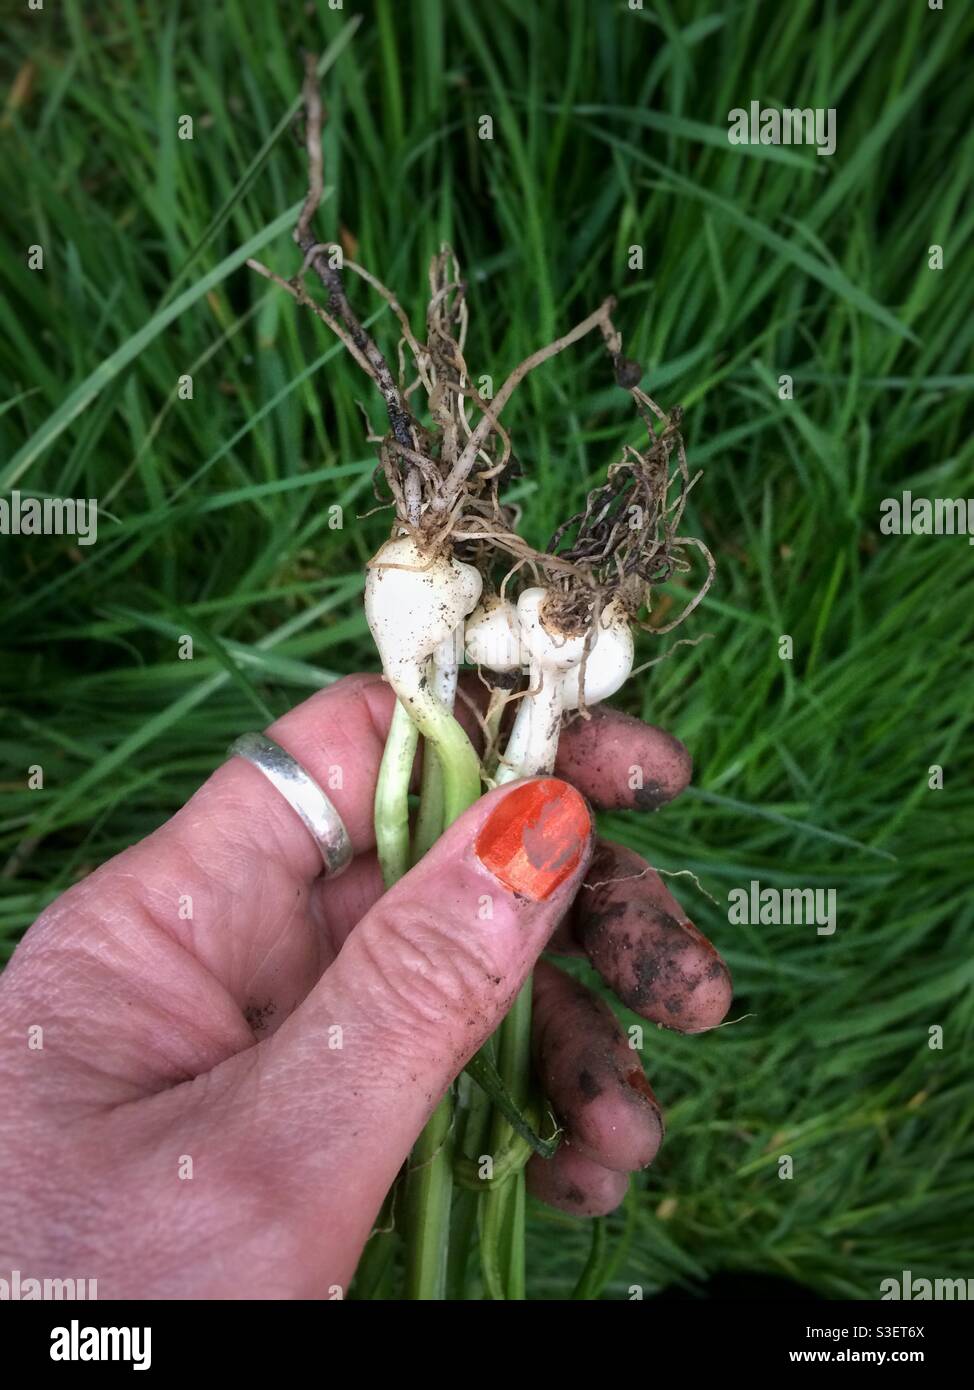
[0,674,730,1298]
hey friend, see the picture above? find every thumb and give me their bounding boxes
[242,777,592,1277]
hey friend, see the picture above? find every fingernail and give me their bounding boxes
[475,779,591,901]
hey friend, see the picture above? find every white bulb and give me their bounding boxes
[560,601,634,710]
[365,536,482,678]
[465,596,524,671]
[515,587,588,674]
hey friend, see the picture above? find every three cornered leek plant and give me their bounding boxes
[250,59,714,1301]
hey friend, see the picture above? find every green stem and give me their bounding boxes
[413,743,444,859]
[446,1073,492,1298]
[465,1047,560,1157]
[374,697,419,888]
[401,1094,454,1300]
[454,1128,532,1188]
[352,1225,397,1300]
[570,1217,608,1300]
[414,643,460,857]
[480,978,533,1299]
[480,682,564,1294]
[390,664,482,1300]
[395,664,481,822]
[481,1165,526,1300]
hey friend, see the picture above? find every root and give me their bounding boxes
[249,54,714,658]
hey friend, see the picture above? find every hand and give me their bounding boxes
[0,674,730,1298]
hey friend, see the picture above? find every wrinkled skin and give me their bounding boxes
[0,675,731,1297]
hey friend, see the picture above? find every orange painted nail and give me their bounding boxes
[475,779,591,901]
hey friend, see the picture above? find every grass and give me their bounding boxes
[2,0,973,1298]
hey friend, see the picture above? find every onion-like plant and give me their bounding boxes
[249,57,714,1301]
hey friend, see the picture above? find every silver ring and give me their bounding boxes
[227,733,353,878]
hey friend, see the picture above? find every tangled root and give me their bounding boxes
[251,54,714,671]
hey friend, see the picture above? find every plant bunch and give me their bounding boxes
[251,58,713,1300]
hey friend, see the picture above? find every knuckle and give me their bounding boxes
[352,896,500,1034]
